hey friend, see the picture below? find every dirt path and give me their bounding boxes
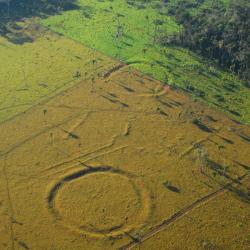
[120,174,247,250]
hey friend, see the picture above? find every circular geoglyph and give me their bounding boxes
[47,166,150,237]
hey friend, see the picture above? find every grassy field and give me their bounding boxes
[41,0,250,124]
[136,190,250,249]
[0,64,249,249]
[0,1,249,249]
[0,21,117,123]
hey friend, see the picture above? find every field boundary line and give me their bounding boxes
[120,174,247,250]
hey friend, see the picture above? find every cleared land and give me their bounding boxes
[133,190,250,250]
[0,61,249,249]
[41,0,250,124]
[0,2,249,249]
[0,20,116,123]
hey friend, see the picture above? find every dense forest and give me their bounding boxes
[165,0,250,84]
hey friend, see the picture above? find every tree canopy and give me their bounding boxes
[168,0,250,83]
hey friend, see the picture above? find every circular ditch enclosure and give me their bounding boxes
[47,166,150,237]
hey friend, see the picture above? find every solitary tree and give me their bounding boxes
[153,19,164,42]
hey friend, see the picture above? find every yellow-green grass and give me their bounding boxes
[0,65,249,249]
[0,24,116,123]
[136,190,250,250]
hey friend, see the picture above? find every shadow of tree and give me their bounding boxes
[0,0,79,42]
[205,158,250,203]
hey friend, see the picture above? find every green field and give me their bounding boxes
[0,22,117,123]
[41,0,250,124]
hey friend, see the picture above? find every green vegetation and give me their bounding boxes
[0,0,249,124]
[169,0,250,82]
[41,0,250,124]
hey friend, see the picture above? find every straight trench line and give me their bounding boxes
[0,110,83,158]
[0,105,161,159]
[120,174,247,250]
